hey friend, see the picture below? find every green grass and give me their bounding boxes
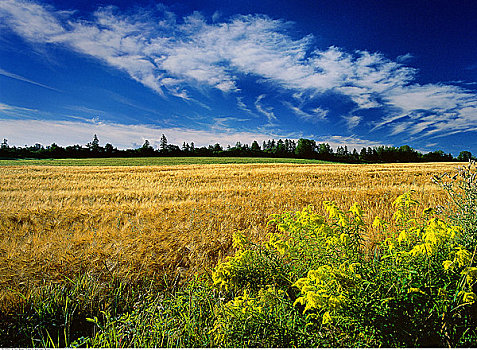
[0,157,334,166]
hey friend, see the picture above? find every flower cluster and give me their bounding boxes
[293,262,362,324]
[211,189,476,347]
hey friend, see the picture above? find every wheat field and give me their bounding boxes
[0,162,461,303]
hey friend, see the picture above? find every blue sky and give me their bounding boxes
[1,0,477,154]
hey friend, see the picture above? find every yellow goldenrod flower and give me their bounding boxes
[408,287,426,295]
[232,231,248,249]
[447,226,461,239]
[337,214,348,227]
[392,190,418,208]
[410,243,433,257]
[348,262,361,274]
[397,229,408,243]
[349,203,364,225]
[372,216,385,228]
[423,207,435,216]
[442,260,454,271]
[386,238,396,251]
[462,267,477,286]
[340,233,349,244]
[328,294,345,309]
[454,247,472,267]
[322,311,332,325]
[349,203,363,217]
[459,291,477,304]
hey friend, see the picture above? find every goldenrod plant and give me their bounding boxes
[211,190,476,347]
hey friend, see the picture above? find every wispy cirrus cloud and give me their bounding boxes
[1,0,477,142]
[343,115,362,130]
[0,101,39,118]
[283,102,329,124]
[254,94,277,124]
[0,0,412,98]
[0,67,61,91]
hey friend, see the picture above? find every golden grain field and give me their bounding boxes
[0,162,461,303]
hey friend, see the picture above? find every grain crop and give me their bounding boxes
[0,162,460,304]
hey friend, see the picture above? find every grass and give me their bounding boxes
[0,156,334,166]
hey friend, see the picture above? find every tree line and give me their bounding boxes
[0,135,474,163]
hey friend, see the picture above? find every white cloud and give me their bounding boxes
[254,94,277,123]
[0,102,35,112]
[283,101,311,119]
[236,96,259,117]
[0,67,61,91]
[374,84,477,138]
[0,117,282,149]
[343,115,362,130]
[0,0,64,42]
[212,11,221,23]
[315,135,385,151]
[397,53,413,63]
[283,101,328,124]
[0,102,40,120]
[0,1,411,98]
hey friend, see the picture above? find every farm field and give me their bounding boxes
[0,161,459,300]
[2,160,477,347]
[0,156,332,166]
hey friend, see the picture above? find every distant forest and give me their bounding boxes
[0,134,474,163]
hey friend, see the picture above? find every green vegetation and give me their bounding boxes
[208,188,477,347]
[1,133,470,163]
[1,162,476,347]
[0,156,332,166]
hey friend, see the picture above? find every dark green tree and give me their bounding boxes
[86,134,100,154]
[316,143,332,160]
[105,143,114,155]
[295,138,316,159]
[251,140,261,152]
[160,134,168,152]
[457,150,472,162]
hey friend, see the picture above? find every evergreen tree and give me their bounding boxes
[160,134,168,151]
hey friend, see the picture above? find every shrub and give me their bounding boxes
[211,190,477,347]
[433,160,477,250]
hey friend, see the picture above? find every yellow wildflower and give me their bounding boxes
[462,267,477,286]
[349,203,363,217]
[340,233,349,244]
[397,229,408,243]
[454,247,472,267]
[410,243,434,257]
[322,311,332,325]
[408,287,426,295]
[232,231,248,249]
[372,216,386,228]
[442,260,454,271]
[459,291,477,304]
